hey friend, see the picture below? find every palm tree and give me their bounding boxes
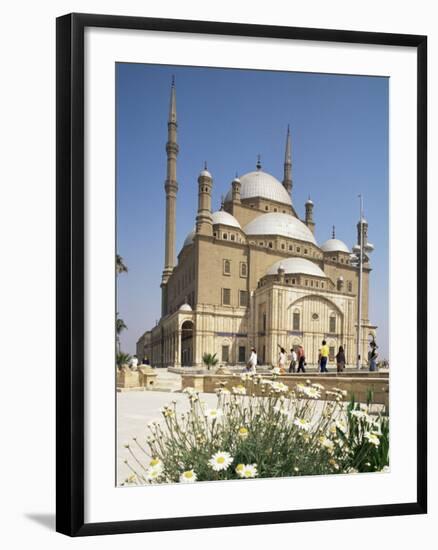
[116,316,127,352]
[202,352,219,371]
[116,351,132,369]
[116,254,128,275]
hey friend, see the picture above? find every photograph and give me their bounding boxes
[116,63,390,486]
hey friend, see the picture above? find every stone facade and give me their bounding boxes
[136,82,377,368]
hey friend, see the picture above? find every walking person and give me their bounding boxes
[317,348,322,372]
[296,345,306,373]
[246,347,257,374]
[288,347,297,373]
[319,340,329,373]
[277,346,287,374]
[336,345,346,373]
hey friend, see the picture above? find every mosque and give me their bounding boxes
[136,81,376,368]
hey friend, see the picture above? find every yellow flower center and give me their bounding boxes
[217,456,225,464]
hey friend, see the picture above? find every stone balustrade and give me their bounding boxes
[181,372,389,410]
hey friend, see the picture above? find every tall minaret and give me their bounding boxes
[161,77,179,314]
[196,162,213,236]
[282,125,293,196]
[305,196,315,234]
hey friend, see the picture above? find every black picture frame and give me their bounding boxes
[56,12,427,537]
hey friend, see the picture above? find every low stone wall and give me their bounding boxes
[181,373,389,409]
[117,366,158,391]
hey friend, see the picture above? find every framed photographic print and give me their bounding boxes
[56,13,427,536]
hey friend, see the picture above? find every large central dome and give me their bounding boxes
[244,212,317,245]
[225,170,292,206]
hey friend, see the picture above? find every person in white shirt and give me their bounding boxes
[278,346,287,373]
[247,348,257,373]
[289,348,297,373]
[130,355,139,370]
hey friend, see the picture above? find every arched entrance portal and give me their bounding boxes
[181,320,194,366]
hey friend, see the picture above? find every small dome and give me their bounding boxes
[183,228,196,247]
[232,176,241,184]
[225,170,292,206]
[306,198,314,205]
[321,238,350,253]
[266,258,326,278]
[212,210,241,228]
[244,212,317,245]
[199,169,212,178]
[179,302,193,312]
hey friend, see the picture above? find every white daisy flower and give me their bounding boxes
[232,385,247,395]
[208,451,234,471]
[149,457,163,469]
[293,418,311,431]
[312,383,325,390]
[204,408,223,421]
[238,426,249,440]
[237,464,258,478]
[319,436,335,451]
[271,381,289,393]
[364,432,380,446]
[303,386,321,399]
[179,469,197,483]
[146,467,162,481]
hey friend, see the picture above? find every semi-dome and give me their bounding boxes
[243,212,317,245]
[225,170,292,206]
[321,238,350,253]
[211,210,241,228]
[183,228,196,247]
[266,257,326,278]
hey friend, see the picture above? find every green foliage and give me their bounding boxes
[116,352,132,368]
[116,317,127,335]
[122,377,389,485]
[202,352,219,370]
[116,254,128,274]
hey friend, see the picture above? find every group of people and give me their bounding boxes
[279,341,346,374]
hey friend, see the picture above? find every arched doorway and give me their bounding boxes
[181,320,194,366]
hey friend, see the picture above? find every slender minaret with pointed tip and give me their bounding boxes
[305,196,315,234]
[283,125,293,196]
[161,77,179,315]
[196,162,213,236]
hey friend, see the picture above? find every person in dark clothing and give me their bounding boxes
[335,346,346,373]
[296,345,306,373]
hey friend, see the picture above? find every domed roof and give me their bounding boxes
[179,302,193,312]
[243,212,317,245]
[225,170,292,206]
[183,228,196,247]
[212,210,241,228]
[266,257,326,278]
[321,238,350,253]
[199,169,212,178]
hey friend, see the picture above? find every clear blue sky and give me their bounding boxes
[116,63,389,359]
